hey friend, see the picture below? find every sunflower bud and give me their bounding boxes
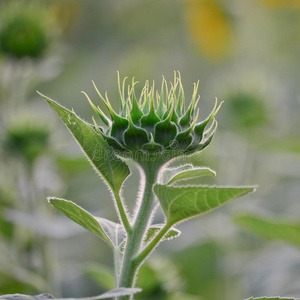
[0,3,51,59]
[83,73,222,162]
[2,115,50,164]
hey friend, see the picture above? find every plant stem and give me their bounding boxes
[114,191,132,235]
[117,160,161,300]
[133,222,172,265]
[114,247,122,288]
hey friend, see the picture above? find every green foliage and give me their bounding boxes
[166,166,216,185]
[39,93,130,194]
[0,289,142,300]
[145,225,181,243]
[2,0,299,297]
[135,257,190,299]
[49,198,125,249]
[80,74,222,159]
[246,297,299,300]
[172,242,225,299]
[37,74,259,300]
[84,263,115,291]
[154,185,256,225]
[0,295,54,300]
[235,214,300,247]
[162,164,194,184]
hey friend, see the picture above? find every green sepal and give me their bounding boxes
[173,123,195,149]
[92,81,121,123]
[190,99,222,148]
[175,81,185,117]
[39,92,130,193]
[103,135,128,152]
[154,120,177,148]
[124,118,149,150]
[156,78,167,119]
[109,115,129,144]
[179,109,194,131]
[96,106,112,127]
[154,184,257,226]
[117,71,127,116]
[154,103,177,147]
[179,84,198,130]
[81,91,111,127]
[142,133,164,152]
[170,108,179,124]
[140,100,161,134]
[129,85,143,124]
[175,133,193,150]
[190,120,207,148]
[188,120,218,153]
[141,81,151,114]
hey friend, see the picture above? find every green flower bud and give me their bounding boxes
[0,3,51,59]
[83,73,222,162]
[2,115,50,164]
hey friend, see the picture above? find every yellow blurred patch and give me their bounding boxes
[258,0,300,8]
[183,0,232,61]
[48,0,82,35]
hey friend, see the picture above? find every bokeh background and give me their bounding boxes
[0,0,300,299]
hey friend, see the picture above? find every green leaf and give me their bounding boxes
[245,297,300,300]
[154,185,256,225]
[84,263,115,290]
[49,198,126,248]
[162,164,194,184]
[39,93,130,193]
[0,295,54,300]
[144,224,181,243]
[234,214,300,247]
[167,167,216,185]
[0,288,142,300]
[94,216,126,248]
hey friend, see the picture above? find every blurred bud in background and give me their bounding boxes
[183,0,233,61]
[1,112,50,165]
[223,91,269,130]
[0,0,82,61]
[0,2,56,60]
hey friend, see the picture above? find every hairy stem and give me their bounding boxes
[117,160,162,300]
[114,247,122,288]
[133,222,172,265]
[113,191,132,235]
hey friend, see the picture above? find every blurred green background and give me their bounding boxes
[0,0,300,299]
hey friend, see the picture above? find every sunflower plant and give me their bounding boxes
[1,73,259,300]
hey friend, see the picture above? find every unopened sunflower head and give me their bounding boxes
[82,72,222,162]
[0,3,52,59]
